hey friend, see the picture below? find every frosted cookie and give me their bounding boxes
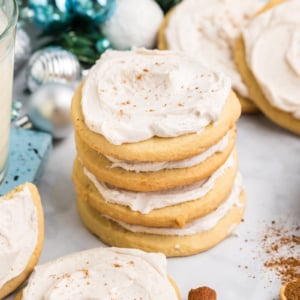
[0,183,44,299]
[14,247,180,300]
[157,0,263,113]
[73,149,238,228]
[75,127,236,192]
[77,175,246,257]
[235,0,300,135]
[71,48,241,162]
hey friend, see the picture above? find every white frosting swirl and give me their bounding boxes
[0,187,38,289]
[81,48,231,145]
[243,0,300,118]
[21,247,178,300]
[165,0,263,98]
[107,174,243,236]
[84,153,235,214]
[105,132,229,172]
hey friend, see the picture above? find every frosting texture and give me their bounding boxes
[21,247,178,300]
[105,132,229,172]
[165,0,263,98]
[0,187,38,289]
[84,153,235,214]
[107,174,243,236]
[243,0,300,118]
[81,48,231,145]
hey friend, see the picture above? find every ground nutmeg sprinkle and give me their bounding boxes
[261,221,300,283]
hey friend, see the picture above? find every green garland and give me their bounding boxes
[155,0,182,13]
[20,0,182,66]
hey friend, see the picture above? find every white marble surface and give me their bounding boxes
[6,109,300,299]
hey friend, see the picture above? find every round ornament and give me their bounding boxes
[28,83,74,139]
[28,0,72,31]
[96,36,112,53]
[26,46,82,92]
[70,0,116,24]
[14,27,32,73]
[11,100,23,122]
[101,0,163,50]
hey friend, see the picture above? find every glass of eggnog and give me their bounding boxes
[0,0,17,184]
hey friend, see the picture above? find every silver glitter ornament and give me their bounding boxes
[14,27,32,73]
[26,83,74,139]
[26,47,82,92]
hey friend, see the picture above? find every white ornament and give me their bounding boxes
[101,0,164,50]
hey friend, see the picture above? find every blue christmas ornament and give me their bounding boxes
[70,0,116,24]
[96,37,111,53]
[28,0,73,31]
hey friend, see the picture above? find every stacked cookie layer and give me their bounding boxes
[71,48,245,257]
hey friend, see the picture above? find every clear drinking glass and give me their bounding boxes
[0,0,18,184]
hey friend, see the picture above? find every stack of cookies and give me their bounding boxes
[71,48,245,257]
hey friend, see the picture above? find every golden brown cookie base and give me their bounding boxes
[234,0,300,135]
[71,82,241,162]
[76,191,246,257]
[75,127,236,192]
[72,150,238,228]
[0,183,44,299]
[158,6,257,115]
[157,6,173,51]
[14,291,22,300]
[237,92,259,114]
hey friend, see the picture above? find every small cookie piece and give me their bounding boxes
[188,286,217,300]
[0,183,44,299]
[280,279,300,300]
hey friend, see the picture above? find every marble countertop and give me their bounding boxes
[8,70,300,300]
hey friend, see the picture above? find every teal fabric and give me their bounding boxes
[0,127,52,196]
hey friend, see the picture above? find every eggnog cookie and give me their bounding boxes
[71,48,241,162]
[0,183,44,299]
[157,0,263,114]
[77,176,245,257]
[75,127,236,192]
[234,0,300,135]
[73,150,238,228]
[14,247,180,300]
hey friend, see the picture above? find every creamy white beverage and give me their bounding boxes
[0,9,15,182]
